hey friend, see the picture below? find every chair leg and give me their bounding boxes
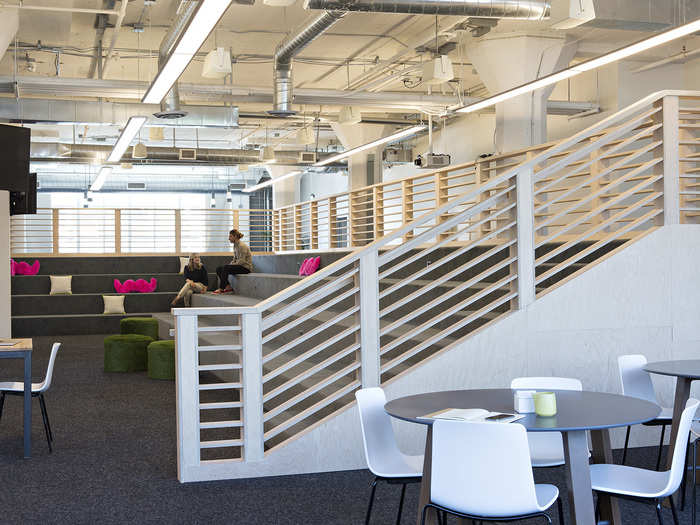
[682,437,691,511]
[656,499,666,525]
[365,478,378,525]
[0,392,4,422]
[37,395,52,453]
[669,494,680,525]
[657,425,667,471]
[556,497,564,525]
[420,505,429,525]
[693,440,697,525]
[543,514,553,524]
[39,394,53,442]
[622,426,631,464]
[396,483,407,525]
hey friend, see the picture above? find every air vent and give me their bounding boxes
[127,182,146,190]
[179,148,197,161]
[228,183,246,191]
[299,151,316,163]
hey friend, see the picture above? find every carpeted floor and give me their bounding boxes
[0,335,693,524]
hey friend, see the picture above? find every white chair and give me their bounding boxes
[423,419,563,524]
[590,398,699,525]
[356,387,423,525]
[0,342,61,452]
[511,376,583,467]
[618,354,673,469]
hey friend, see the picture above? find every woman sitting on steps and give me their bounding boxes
[171,253,208,307]
[214,229,252,294]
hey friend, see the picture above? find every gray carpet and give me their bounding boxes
[0,335,692,524]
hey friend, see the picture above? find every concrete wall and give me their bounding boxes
[194,224,700,480]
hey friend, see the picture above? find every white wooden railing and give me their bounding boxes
[170,91,698,482]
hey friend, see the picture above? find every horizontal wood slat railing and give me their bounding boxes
[166,90,697,482]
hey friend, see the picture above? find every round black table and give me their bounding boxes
[385,389,660,525]
[645,360,700,472]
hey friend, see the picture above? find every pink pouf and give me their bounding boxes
[113,278,158,293]
[12,259,40,275]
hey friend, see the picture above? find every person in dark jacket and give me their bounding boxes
[172,253,208,307]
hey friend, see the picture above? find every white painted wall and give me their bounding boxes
[192,224,700,480]
[299,171,347,202]
[0,191,10,337]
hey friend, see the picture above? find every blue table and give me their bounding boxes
[386,388,660,525]
[0,338,32,458]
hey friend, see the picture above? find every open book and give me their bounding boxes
[418,408,524,424]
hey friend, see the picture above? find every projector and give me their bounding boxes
[415,153,451,169]
[202,48,232,79]
[421,55,454,85]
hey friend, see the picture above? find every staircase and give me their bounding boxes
[170,91,700,481]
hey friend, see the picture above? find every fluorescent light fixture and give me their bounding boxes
[313,125,426,167]
[90,166,113,192]
[142,0,234,104]
[108,116,147,162]
[457,16,700,115]
[242,171,302,193]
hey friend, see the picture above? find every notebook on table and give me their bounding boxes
[418,408,524,424]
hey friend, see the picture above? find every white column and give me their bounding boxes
[359,250,380,387]
[662,95,680,225]
[241,311,264,461]
[0,191,10,337]
[468,34,577,152]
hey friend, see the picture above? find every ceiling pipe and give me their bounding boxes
[100,0,129,78]
[303,0,550,18]
[271,11,347,116]
[0,3,121,15]
[153,0,199,119]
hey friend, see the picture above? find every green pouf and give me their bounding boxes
[104,334,154,372]
[147,340,175,380]
[120,316,159,341]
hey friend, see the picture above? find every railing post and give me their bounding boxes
[52,208,59,255]
[348,191,359,247]
[661,95,680,225]
[294,204,302,250]
[402,180,413,242]
[358,250,380,387]
[175,209,182,254]
[174,313,200,482]
[329,197,337,248]
[241,311,264,461]
[311,200,319,249]
[114,209,121,254]
[515,163,536,309]
[273,209,280,252]
[232,209,240,231]
[373,186,384,241]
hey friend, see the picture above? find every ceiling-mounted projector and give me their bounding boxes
[202,48,232,79]
[415,153,451,169]
[422,55,454,85]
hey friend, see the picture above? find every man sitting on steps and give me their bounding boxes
[213,229,253,294]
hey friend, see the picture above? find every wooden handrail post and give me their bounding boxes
[402,180,413,242]
[52,208,59,255]
[233,209,240,231]
[329,197,337,248]
[373,186,384,241]
[514,156,536,309]
[435,170,452,241]
[294,204,302,250]
[660,95,680,225]
[273,209,280,252]
[241,312,264,461]
[311,201,319,250]
[348,191,359,248]
[359,250,380,387]
[114,209,122,254]
[174,314,201,481]
[175,209,182,254]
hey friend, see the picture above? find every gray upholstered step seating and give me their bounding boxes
[12,312,158,336]
[12,292,176,316]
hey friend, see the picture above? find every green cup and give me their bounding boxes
[533,392,557,417]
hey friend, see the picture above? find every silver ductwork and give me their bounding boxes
[154,0,199,119]
[303,0,550,18]
[271,11,347,116]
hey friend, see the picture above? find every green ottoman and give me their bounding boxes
[120,317,159,341]
[147,340,175,380]
[104,334,154,372]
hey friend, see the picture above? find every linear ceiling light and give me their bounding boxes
[90,166,113,192]
[313,125,426,167]
[457,17,700,114]
[142,0,234,104]
[242,171,302,193]
[107,116,147,163]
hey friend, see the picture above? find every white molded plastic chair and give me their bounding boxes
[590,398,700,525]
[423,419,562,524]
[356,387,423,525]
[511,376,583,467]
[618,355,673,468]
[0,342,61,452]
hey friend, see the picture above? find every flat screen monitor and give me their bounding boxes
[0,124,30,192]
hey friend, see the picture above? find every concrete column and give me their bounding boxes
[0,191,9,337]
[468,33,577,152]
[268,165,300,208]
[331,123,390,189]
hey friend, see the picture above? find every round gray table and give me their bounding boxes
[645,360,700,473]
[385,389,660,525]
